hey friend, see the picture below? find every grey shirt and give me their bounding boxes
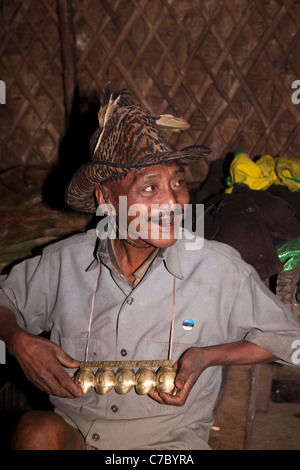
[0,229,300,450]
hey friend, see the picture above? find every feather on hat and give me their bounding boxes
[65,84,211,213]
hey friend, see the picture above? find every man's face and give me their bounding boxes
[96,162,190,249]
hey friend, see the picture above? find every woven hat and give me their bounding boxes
[65,84,211,213]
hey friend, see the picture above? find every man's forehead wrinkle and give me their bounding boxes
[125,169,159,190]
[105,163,186,197]
[132,164,185,183]
[138,172,160,181]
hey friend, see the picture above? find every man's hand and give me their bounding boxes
[148,347,206,406]
[148,341,277,406]
[11,329,83,398]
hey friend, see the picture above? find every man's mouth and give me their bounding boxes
[149,210,182,230]
[151,215,174,227]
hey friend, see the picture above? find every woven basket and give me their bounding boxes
[0,0,299,188]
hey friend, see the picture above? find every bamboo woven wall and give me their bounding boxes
[1,0,300,187]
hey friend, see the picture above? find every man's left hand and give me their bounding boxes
[148,340,277,406]
[148,347,206,406]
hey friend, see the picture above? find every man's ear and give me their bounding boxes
[95,185,106,206]
[95,185,115,217]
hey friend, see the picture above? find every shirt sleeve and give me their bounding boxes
[227,266,300,364]
[0,252,54,335]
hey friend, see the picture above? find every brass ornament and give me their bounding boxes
[73,367,95,395]
[79,360,172,368]
[94,367,116,395]
[71,360,177,396]
[115,367,136,395]
[156,366,177,394]
[135,367,157,395]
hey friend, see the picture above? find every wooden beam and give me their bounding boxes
[57,0,77,130]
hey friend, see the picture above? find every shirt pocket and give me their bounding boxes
[146,340,170,360]
[146,339,205,362]
[49,335,101,409]
[146,339,215,403]
[57,335,100,364]
[145,340,197,418]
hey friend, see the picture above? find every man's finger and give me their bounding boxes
[56,349,81,369]
[148,388,166,404]
[52,363,83,397]
[42,370,83,398]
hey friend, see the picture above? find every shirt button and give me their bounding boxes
[120,349,127,357]
[92,433,100,441]
[126,297,134,305]
[111,405,119,413]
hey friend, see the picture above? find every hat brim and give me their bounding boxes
[65,145,211,213]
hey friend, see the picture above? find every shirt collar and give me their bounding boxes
[88,237,184,281]
[161,242,184,280]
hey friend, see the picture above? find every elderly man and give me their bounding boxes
[1,86,300,450]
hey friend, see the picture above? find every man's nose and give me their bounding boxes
[161,186,178,206]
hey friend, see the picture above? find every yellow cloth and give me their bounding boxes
[275,156,300,192]
[226,153,300,193]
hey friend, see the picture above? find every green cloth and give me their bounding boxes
[276,237,300,271]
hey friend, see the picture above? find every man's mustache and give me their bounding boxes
[147,206,184,222]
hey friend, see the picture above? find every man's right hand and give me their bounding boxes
[9,328,83,398]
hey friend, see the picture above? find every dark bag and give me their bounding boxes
[203,185,300,280]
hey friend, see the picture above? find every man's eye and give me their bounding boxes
[144,185,155,192]
[174,179,185,187]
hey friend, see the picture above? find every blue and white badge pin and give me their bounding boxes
[182,318,194,330]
